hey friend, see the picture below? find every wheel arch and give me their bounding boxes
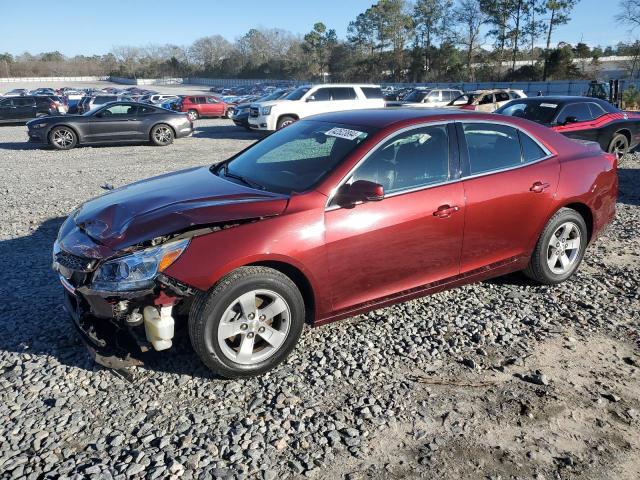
[247,260,316,325]
[277,113,299,124]
[614,128,631,144]
[561,202,594,242]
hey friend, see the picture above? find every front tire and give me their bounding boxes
[524,208,588,285]
[187,109,199,121]
[150,124,174,146]
[276,116,296,130]
[608,133,629,160]
[189,266,305,378]
[49,126,77,150]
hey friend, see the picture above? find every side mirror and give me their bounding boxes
[334,180,385,207]
[306,95,316,102]
[563,116,578,125]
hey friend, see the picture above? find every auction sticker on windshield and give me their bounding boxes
[540,103,558,108]
[325,127,367,141]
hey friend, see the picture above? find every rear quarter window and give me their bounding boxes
[361,87,383,99]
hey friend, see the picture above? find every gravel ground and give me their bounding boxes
[0,110,639,480]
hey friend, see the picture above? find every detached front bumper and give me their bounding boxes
[60,277,149,368]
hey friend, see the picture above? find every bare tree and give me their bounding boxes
[454,0,485,81]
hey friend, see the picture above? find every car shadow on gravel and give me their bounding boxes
[0,216,221,378]
[193,124,265,140]
[0,141,39,150]
[618,167,640,206]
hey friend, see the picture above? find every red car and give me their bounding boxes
[53,109,617,378]
[178,95,229,121]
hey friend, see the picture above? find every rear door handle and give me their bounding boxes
[530,181,550,193]
[433,204,460,218]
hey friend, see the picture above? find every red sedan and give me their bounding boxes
[53,109,617,378]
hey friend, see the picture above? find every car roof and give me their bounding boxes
[505,96,617,110]
[305,108,486,129]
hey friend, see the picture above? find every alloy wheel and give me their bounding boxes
[546,221,581,274]
[52,129,74,148]
[609,136,628,160]
[153,126,172,145]
[217,289,291,365]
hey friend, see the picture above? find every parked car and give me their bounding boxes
[144,94,180,104]
[249,84,386,131]
[30,88,57,96]
[177,95,230,121]
[27,102,193,150]
[230,89,291,129]
[496,96,640,159]
[0,96,65,123]
[387,88,463,108]
[3,88,29,97]
[76,95,132,114]
[53,108,616,377]
[448,89,527,112]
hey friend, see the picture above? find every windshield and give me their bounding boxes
[496,101,559,125]
[259,90,287,102]
[214,120,377,194]
[404,90,430,102]
[449,93,477,105]
[284,86,311,101]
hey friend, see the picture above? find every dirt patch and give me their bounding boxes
[324,332,640,480]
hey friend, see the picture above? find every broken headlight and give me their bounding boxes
[92,239,190,292]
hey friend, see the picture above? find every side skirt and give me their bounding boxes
[314,256,528,327]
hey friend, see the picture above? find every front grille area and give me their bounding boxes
[250,107,259,117]
[55,250,96,272]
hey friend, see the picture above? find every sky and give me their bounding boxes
[0,0,631,56]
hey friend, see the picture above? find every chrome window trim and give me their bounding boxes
[325,118,555,212]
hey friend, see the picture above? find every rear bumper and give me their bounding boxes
[175,123,194,138]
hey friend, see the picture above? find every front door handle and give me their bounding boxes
[530,181,551,193]
[433,204,460,218]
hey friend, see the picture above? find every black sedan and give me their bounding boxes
[27,102,193,150]
[496,96,640,158]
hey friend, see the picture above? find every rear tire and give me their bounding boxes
[189,266,305,378]
[524,208,588,285]
[276,116,296,130]
[49,126,77,150]
[608,133,629,160]
[150,123,174,146]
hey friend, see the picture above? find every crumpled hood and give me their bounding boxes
[70,166,289,252]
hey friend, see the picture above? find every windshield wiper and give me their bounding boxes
[219,163,265,190]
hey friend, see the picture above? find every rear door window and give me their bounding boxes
[331,88,357,100]
[479,94,494,105]
[495,92,510,102]
[462,123,522,175]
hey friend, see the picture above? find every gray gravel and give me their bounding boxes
[0,115,638,479]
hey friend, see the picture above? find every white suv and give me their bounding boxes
[248,84,385,131]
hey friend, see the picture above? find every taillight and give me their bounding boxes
[604,152,617,170]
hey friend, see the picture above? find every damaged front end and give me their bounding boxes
[53,221,200,368]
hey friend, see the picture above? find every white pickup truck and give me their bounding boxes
[248,84,385,132]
